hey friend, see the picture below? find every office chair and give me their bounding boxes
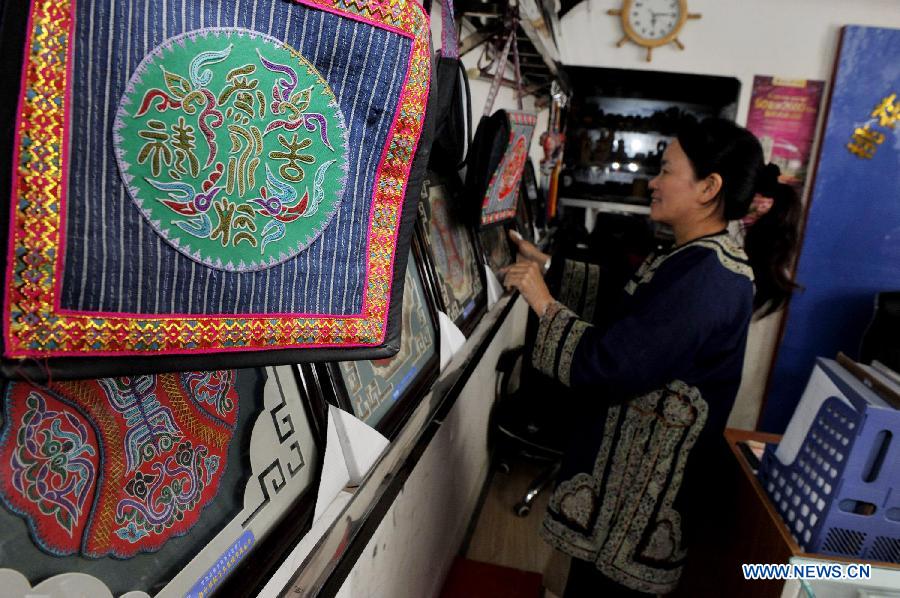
[490,346,567,517]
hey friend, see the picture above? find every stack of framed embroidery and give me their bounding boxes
[0,0,436,594]
[313,246,443,439]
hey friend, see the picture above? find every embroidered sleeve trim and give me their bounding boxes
[558,319,591,387]
[559,260,586,312]
[582,263,601,322]
[532,301,570,377]
[532,301,563,375]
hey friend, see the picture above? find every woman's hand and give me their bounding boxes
[508,229,551,267]
[500,258,555,317]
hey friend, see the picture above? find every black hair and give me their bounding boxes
[677,118,801,316]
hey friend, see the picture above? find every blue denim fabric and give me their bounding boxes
[61,0,411,315]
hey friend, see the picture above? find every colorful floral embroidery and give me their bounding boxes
[481,111,537,225]
[4,0,430,358]
[541,381,709,594]
[9,392,98,539]
[114,29,348,272]
[0,372,238,558]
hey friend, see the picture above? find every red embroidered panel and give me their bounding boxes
[0,372,238,557]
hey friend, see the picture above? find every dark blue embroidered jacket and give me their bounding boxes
[532,231,754,594]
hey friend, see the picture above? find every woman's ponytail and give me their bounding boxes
[744,166,802,317]
[677,119,803,316]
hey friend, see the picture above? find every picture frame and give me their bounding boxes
[0,365,327,597]
[520,158,545,232]
[415,170,487,337]
[478,223,516,277]
[316,246,440,439]
[515,183,536,245]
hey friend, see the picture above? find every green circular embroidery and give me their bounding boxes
[114,28,348,271]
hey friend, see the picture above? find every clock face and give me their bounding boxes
[626,0,683,42]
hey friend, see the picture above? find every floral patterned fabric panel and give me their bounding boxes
[419,177,483,325]
[338,257,435,428]
[480,111,537,226]
[0,371,238,558]
[3,0,430,361]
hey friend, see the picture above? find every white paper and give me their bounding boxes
[437,310,466,371]
[775,364,852,465]
[485,264,504,308]
[332,405,389,486]
[256,490,354,598]
[313,408,352,521]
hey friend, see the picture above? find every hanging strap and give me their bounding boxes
[440,0,459,59]
[510,26,524,110]
[482,27,515,115]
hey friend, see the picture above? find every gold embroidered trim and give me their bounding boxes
[693,238,754,282]
[582,263,601,322]
[560,260,586,312]
[558,319,591,387]
[624,234,752,296]
[541,306,575,377]
[542,380,709,594]
[532,301,563,375]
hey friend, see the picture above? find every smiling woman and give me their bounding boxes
[502,118,801,596]
[647,139,727,244]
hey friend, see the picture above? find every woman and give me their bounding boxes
[502,118,800,596]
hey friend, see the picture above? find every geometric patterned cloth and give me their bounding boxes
[481,111,537,226]
[0,371,238,558]
[3,0,430,361]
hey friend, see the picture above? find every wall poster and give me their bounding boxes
[746,76,825,193]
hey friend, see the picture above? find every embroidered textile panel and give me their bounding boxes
[337,254,436,428]
[480,111,537,226]
[0,369,261,595]
[0,366,324,596]
[2,0,431,362]
[418,174,484,327]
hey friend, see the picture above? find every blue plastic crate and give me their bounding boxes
[758,358,900,563]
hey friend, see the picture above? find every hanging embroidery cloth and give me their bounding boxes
[429,0,472,174]
[0,372,240,558]
[0,0,434,380]
[464,20,537,228]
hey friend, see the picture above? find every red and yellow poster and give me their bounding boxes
[746,76,825,192]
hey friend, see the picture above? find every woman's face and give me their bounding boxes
[648,140,708,226]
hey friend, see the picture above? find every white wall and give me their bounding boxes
[333,6,900,597]
[338,299,529,598]
[559,0,900,123]
[558,0,900,428]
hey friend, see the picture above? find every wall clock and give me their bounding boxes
[607,0,701,62]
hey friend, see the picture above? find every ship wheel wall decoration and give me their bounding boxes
[608,0,701,62]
